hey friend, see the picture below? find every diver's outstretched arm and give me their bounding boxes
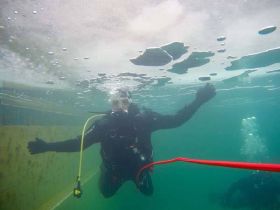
[149,83,216,131]
[27,123,101,154]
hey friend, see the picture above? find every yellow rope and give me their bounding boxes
[77,114,105,181]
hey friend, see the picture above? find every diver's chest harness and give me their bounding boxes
[101,112,147,162]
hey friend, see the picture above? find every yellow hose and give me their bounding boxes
[77,114,105,181]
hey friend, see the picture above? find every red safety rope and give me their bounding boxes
[136,157,280,183]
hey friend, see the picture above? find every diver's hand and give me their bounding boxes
[195,83,216,104]
[27,137,49,154]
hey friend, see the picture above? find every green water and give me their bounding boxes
[1,0,280,209]
[53,74,280,210]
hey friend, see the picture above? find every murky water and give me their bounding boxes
[1,0,280,209]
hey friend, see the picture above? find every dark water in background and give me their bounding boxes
[48,73,280,210]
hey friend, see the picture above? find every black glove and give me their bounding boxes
[27,137,49,154]
[195,83,216,104]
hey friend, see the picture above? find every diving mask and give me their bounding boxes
[110,89,132,112]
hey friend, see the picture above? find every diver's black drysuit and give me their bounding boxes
[28,83,216,198]
[43,99,204,197]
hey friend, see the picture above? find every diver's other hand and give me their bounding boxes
[195,83,216,104]
[28,137,49,154]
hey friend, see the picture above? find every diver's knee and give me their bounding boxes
[137,171,154,196]
[101,190,116,198]
[99,181,118,198]
[137,180,154,196]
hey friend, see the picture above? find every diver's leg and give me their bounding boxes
[136,170,153,196]
[99,163,123,198]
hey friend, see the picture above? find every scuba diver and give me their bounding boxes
[221,172,280,210]
[27,83,216,198]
